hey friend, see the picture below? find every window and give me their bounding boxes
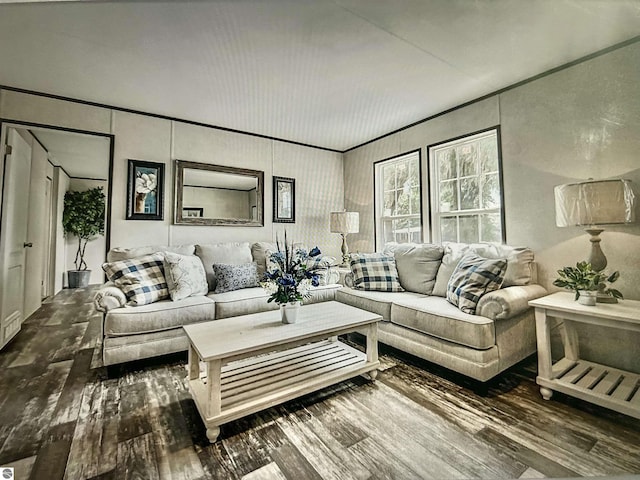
[429,128,504,244]
[374,150,422,249]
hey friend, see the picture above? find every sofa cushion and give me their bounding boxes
[390,296,496,350]
[102,253,169,306]
[349,253,404,292]
[447,253,507,314]
[384,243,444,294]
[196,242,253,291]
[163,252,208,301]
[212,262,259,293]
[433,242,535,296]
[104,295,215,336]
[107,245,195,263]
[336,287,425,321]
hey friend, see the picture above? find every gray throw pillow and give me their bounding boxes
[212,262,259,293]
[196,242,253,291]
[446,253,507,315]
[384,243,444,294]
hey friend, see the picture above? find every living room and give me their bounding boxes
[0,1,639,479]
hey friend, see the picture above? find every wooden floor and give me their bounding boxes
[1,287,639,480]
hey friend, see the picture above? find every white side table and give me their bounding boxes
[529,292,640,419]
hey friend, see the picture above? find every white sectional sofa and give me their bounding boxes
[94,241,340,366]
[336,242,547,382]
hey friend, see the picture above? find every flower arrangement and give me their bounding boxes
[553,261,622,301]
[261,233,322,305]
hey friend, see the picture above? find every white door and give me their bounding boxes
[0,129,32,349]
[42,176,53,298]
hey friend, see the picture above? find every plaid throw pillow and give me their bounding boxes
[102,252,169,306]
[446,253,507,314]
[350,253,404,292]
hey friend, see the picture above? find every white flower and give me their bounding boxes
[136,173,157,194]
[296,278,312,296]
[260,281,278,295]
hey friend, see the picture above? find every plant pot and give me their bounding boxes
[68,270,91,289]
[577,290,597,306]
[280,301,301,324]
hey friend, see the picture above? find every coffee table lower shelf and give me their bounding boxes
[189,339,379,442]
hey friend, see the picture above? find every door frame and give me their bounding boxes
[0,119,115,258]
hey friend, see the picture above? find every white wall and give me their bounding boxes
[343,42,640,372]
[66,178,108,285]
[52,167,70,293]
[183,186,251,219]
[0,89,346,265]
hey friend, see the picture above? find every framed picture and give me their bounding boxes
[273,176,295,223]
[127,159,164,220]
[183,207,204,218]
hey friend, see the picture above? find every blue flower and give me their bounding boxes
[311,274,320,287]
[278,274,296,286]
[309,246,321,257]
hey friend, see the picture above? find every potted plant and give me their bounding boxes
[553,261,622,306]
[63,187,106,288]
[260,232,322,323]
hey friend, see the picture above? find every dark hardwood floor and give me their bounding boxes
[0,287,639,479]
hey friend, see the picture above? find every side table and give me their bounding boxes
[529,292,640,419]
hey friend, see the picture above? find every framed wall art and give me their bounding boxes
[126,159,164,220]
[183,207,204,218]
[273,176,295,223]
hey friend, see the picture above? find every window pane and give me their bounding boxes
[396,190,410,215]
[382,218,395,244]
[460,177,479,210]
[393,217,420,244]
[396,162,408,188]
[409,160,419,186]
[438,149,457,180]
[481,173,500,209]
[441,216,458,242]
[383,164,395,191]
[459,215,479,243]
[479,137,498,172]
[384,191,395,216]
[410,186,420,214]
[439,180,457,212]
[459,144,477,177]
[480,213,502,243]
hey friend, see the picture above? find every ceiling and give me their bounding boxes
[1,0,640,151]
[32,128,111,179]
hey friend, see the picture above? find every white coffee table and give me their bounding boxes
[183,300,381,442]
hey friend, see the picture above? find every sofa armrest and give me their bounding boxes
[93,282,127,313]
[476,284,548,321]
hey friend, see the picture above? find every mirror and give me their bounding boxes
[174,160,264,226]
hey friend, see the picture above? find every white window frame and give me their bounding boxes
[428,128,505,244]
[374,150,423,250]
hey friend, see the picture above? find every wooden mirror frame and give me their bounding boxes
[174,160,264,226]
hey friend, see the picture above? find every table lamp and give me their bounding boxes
[330,211,359,266]
[554,178,635,302]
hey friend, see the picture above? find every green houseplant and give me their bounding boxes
[63,187,106,288]
[553,261,622,305]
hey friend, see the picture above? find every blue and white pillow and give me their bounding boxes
[349,253,404,292]
[446,253,507,314]
[102,252,169,306]
[213,262,259,293]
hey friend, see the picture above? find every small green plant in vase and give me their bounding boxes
[553,261,622,305]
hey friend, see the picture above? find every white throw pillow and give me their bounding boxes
[163,252,209,301]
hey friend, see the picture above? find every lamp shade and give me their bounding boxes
[330,211,359,234]
[554,179,635,227]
